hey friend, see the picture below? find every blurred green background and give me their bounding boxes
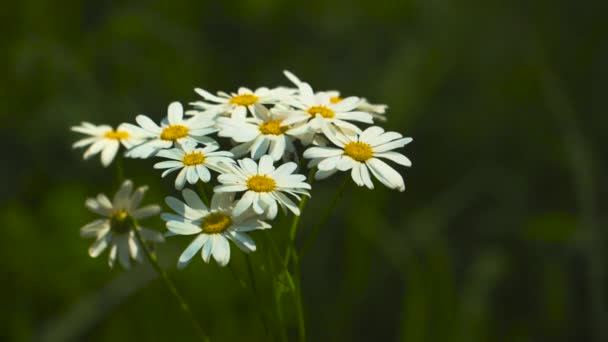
[2,0,608,341]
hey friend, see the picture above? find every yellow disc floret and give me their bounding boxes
[200,212,233,234]
[182,152,206,166]
[259,120,288,135]
[160,125,189,141]
[246,175,276,193]
[307,105,335,119]
[104,130,130,140]
[230,94,259,106]
[109,210,133,234]
[343,142,373,162]
[330,96,342,104]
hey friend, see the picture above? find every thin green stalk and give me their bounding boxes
[265,231,289,342]
[299,176,350,259]
[196,181,211,206]
[115,153,125,184]
[246,256,271,337]
[132,225,211,341]
[116,156,209,341]
[284,168,315,267]
[290,251,306,342]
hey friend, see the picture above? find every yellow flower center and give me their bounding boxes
[230,94,259,106]
[109,210,133,234]
[343,142,373,162]
[307,105,335,119]
[200,212,233,234]
[160,125,189,141]
[182,152,206,166]
[330,96,342,104]
[104,130,130,140]
[259,120,288,135]
[246,175,276,193]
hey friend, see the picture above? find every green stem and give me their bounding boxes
[115,154,125,184]
[132,227,210,341]
[290,252,306,342]
[264,232,289,342]
[196,181,211,206]
[299,176,350,259]
[246,256,271,337]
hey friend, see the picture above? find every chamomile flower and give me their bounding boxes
[217,104,297,161]
[71,122,146,167]
[125,102,217,159]
[80,180,164,269]
[153,144,235,190]
[280,70,374,136]
[284,71,387,119]
[214,155,311,219]
[162,189,271,268]
[317,91,387,122]
[189,86,292,120]
[303,125,412,191]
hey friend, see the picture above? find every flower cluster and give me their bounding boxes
[74,71,412,269]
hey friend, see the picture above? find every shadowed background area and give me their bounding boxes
[2,0,608,341]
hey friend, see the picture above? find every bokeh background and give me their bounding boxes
[2,0,608,341]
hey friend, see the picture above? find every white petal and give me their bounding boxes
[132,205,161,219]
[372,137,413,152]
[258,155,275,174]
[233,191,256,217]
[211,235,231,266]
[165,196,205,220]
[175,168,188,190]
[167,102,184,125]
[166,221,203,235]
[227,231,256,252]
[375,151,412,167]
[88,232,111,257]
[178,234,209,269]
[113,180,133,210]
[182,188,209,212]
[366,158,405,191]
[100,141,120,167]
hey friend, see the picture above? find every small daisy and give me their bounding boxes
[71,122,147,167]
[280,70,374,135]
[125,102,218,159]
[80,180,164,269]
[162,189,271,268]
[317,90,388,122]
[153,144,235,190]
[189,86,292,120]
[303,125,412,191]
[284,71,387,119]
[217,104,298,161]
[214,155,311,219]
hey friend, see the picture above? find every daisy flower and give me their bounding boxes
[214,155,311,219]
[125,102,217,159]
[280,70,374,136]
[217,104,298,161]
[303,125,412,191]
[71,122,147,167]
[284,71,387,119]
[317,90,388,122]
[80,180,164,269]
[162,189,271,268]
[189,86,293,120]
[153,144,235,190]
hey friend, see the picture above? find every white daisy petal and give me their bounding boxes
[366,158,405,192]
[178,234,209,269]
[211,235,231,267]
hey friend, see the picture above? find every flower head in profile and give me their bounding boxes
[153,144,235,190]
[280,70,374,136]
[303,125,412,191]
[217,104,298,161]
[214,155,311,219]
[189,86,292,120]
[80,180,164,269]
[71,122,146,167]
[162,189,271,268]
[125,102,218,159]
